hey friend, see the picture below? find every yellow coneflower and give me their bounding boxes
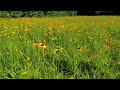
[60,48,64,52]
[24,56,30,61]
[25,39,30,43]
[14,27,18,29]
[56,46,61,49]
[85,59,91,62]
[18,35,23,39]
[19,51,24,55]
[32,43,37,46]
[117,61,120,65]
[103,44,109,50]
[54,46,64,53]
[102,35,108,42]
[39,44,47,49]
[60,25,65,30]
[77,47,83,52]
[104,38,108,42]
[24,27,29,32]
[51,36,57,40]
[47,26,52,30]
[32,42,42,47]
[32,40,47,49]
[21,70,27,75]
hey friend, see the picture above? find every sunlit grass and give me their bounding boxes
[0,16,120,79]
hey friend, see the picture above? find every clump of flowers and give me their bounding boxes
[85,59,91,62]
[54,46,64,53]
[32,40,47,49]
[32,40,42,46]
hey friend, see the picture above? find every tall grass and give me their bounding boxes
[0,16,120,79]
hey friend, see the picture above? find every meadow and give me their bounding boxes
[0,16,120,79]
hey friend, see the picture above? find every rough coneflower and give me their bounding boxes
[39,44,47,49]
[77,47,83,52]
[54,46,64,53]
[21,70,27,75]
[51,36,57,40]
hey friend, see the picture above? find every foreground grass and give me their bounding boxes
[0,16,120,79]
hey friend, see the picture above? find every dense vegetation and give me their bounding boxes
[0,11,77,18]
[0,16,120,79]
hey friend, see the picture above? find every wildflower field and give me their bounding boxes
[0,16,120,79]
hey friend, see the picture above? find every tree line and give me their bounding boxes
[0,11,77,18]
[77,11,120,15]
[0,11,119,18]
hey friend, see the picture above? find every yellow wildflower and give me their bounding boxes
[24,27,29,32]
[18,35,23,39]
[117,61,120,65]
[103,44,109,50]
[26,39,31,43]
[77,47,83,52]
[47,26,52,30]
[20,52,24,55]
[14,27,18,29]
[24,56,30,61]
[32,40,47,49]
[85,59,91,62]
[51,36,57,40]
[32,42,42,47]
[21,70,27,75]
[102,35,108,42]
[39,44,47,49]
[54,46,64,53]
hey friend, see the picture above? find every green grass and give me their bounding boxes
[0,16,120,79]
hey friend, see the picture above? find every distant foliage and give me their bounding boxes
[0,11,23,18]
[22,11,45,17]
[0,11,77,18]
